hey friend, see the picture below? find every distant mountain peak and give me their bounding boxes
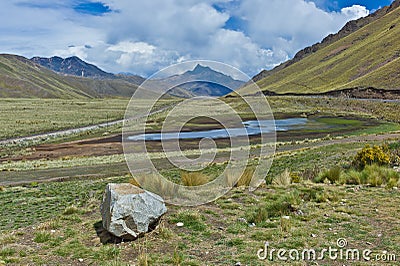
[190,64,213,73]
[31,56,115,79]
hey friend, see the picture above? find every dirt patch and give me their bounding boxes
[1,135,123,162]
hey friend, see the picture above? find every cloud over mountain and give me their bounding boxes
[0,0,373,77]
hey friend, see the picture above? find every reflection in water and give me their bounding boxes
[127,118,308,141]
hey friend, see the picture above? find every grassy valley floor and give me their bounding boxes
[0,96,399,265]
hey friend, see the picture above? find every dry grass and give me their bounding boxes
[180,171,209,186]
[128,177,141,187]
[272,168,291,187]
[224,167,255,187]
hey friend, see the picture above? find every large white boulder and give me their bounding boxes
[101,183,167,240]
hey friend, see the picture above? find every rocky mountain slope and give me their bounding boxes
[243,0,400,95]
[0,54,141,98]
[31,56,115,79]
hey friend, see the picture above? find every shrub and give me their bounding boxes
[180,171,209,186]
[352,145,390,169]
[301,165,321,181]
[246,195,295,224]
[361,164,400,187]
[290,172,302,183]
[388,141,400,166]
[315,166,342,184]
[338,164,400,187]
[246,204,268,224]
[340,169,361,185]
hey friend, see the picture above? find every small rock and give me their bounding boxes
[78,258,84,262]
[393,187,398,190]
[282,216,290,220]
[366,242,373,246]
[296,210,304,216]
[328,228,333,231]
[237,218,247,223]
[235,262,241,266]
[50,230,56,233]
[176,222,184,227]
[249,223,256,227]
[311,234,317,238]
[378,233,382,237]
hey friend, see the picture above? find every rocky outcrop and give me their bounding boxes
[101,183,167,240]
[31,56,115,79]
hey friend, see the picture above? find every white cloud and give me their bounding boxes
[235,0,370,65]
[107,42,156,54]
[340,5,369,20]
[0,0,371,77]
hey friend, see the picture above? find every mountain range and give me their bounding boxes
[239,0,400,96]
[1,0,400,99]
[145,64,245,97]
[0,55,243,98]
[0,54,145,98]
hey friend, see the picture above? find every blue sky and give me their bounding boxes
[0,0,395,77]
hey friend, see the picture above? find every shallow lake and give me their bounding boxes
[127,118,313,141]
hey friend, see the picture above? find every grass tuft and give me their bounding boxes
[272,168,291,186]
[33,231,52,243]
[180,171,209,186]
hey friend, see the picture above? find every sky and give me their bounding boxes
[0,0,394,77]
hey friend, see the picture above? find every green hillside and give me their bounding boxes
[0,54,139,98]
[241,1,400,95]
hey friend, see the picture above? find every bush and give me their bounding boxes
[290,172,302,183]
[340,169,362,185]
[361,164,400,187]
[246,192,297,224]
[352,145,390,169]
[339,164,400,187]
[315,166,342,184]
[388,141,400,166]
[301,165,321,181]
